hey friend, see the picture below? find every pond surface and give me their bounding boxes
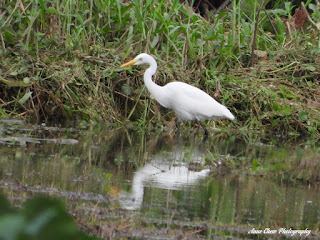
[0,120,319,239]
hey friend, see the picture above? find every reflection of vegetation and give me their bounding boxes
[205,175,320,231]
[0,121,319,238]
[0,0,319,136]
[0,194,98,240]
[207,135,320,183]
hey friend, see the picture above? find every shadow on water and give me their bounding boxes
[0,119,319,239]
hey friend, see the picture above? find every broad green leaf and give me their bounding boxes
[279,87,296,99]
[46,7,58,14]
[18,91,33,104]
[307,81,313,87]
[150,34,159,48]
[281,105,293,116]
[24,208,57,236]
[252,158,260,171]
[272,102,281,111]
[169,26,180,35]
[304,65,316,71]
[23,77,30,84]
[0,215,25,240]
[121,85,134,96]
[9,71,18,76]
[298,111,308,122]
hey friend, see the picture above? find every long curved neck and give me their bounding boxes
[143,58,159,91]
[143,60,170,108]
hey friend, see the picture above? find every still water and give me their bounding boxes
[0,120,319,239]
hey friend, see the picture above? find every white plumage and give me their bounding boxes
[121,53,235,135]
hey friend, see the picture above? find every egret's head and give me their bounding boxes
[121,53,155,68]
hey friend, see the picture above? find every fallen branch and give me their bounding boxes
[301,2,320,48]
[216,0,231,13]
[0,77,32,87]
[213,80,221,98]
[250,9,261,67]
[306,99,320,109]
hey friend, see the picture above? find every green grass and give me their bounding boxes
[0,0,319,136]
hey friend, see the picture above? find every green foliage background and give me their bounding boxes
[0,0,319,136]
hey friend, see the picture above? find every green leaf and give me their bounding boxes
[38,0,45,15]
[63,104,72,115]
[0,77,31,87]
[46,7,58,15]
[272,102,281,111]
[273,104,293,116]
[252,158,260,171]
[272,117,280,126]
[307,81,313,87]
[150,34,159,48]
[9,71,18,76]
[24,208,57,236]
[304,65,316,71]
[298,111,308,122]
[0,215,25,240]
[308,3,319,14]
[281,105,293,116]
[23,77,31,84]
[121,85,133,96]
[18,91,33,104]
[0,195,12,215]
[169,26,180,35]
[4,29,15,42]
[279,87,296,99]
[22,197,89,240]
[105,173,113,180]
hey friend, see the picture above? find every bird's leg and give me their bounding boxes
[176,119,181,135]
[175,119,182,143]
[198,121,209,136]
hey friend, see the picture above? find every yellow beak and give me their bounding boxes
[120,59,139,68]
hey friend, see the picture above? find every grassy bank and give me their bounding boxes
[0,0,319,136]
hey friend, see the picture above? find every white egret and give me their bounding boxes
[121,53,235,135]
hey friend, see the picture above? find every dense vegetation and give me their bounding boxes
[0,0,319,136]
